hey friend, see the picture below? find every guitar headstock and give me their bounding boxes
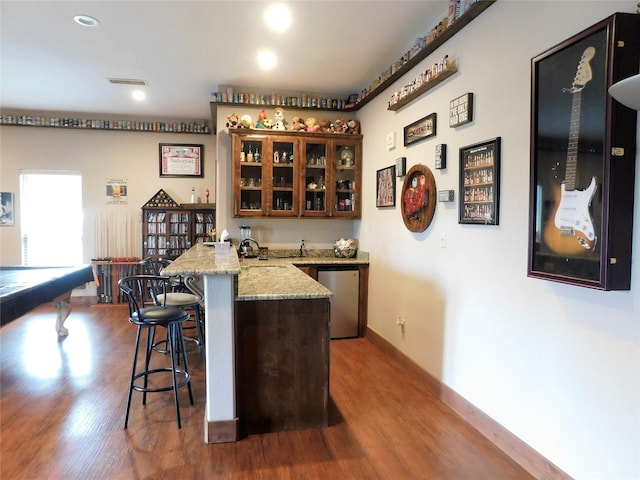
[571,46,596,91]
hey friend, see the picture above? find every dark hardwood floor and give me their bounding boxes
[1,304,533,479]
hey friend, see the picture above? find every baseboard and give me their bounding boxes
[365,327,572,480]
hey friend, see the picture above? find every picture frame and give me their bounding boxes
[395,157,406,177]
[527,13,639,290]
[376,165,396,207]
[403,113,436,147]
[159,143,204,178]
[449,92,474,127]
[458,137,501,225]
[435,144,447,169]
[0,192,14,226]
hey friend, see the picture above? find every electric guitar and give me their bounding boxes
[543,46,598,255]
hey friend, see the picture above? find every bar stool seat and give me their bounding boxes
[119,275,194,429]
[140,258,205,359]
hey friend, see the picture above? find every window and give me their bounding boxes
[20,171,83,265]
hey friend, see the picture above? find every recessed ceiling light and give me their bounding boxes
[73,14,100,27]
[132,90,146,102]
[264,3,291,33]
[257,50,277,70]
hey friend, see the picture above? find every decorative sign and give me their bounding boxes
[106,178,128,204]
[403,113,436,146]
[435,144,447,169]
[159,143,204,177]
[449,92,474,127]
[395,157,406,177]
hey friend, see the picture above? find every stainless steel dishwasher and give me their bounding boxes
[317,267,359,339]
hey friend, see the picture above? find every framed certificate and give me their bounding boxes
[159,143,204,177]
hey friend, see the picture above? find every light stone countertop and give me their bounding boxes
[163,245,368,301]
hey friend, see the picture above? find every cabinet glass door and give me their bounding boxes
[333,140,360,217]
[270,139,297,216]
[302,141,328,216]
[144,210,167,257]
[238,137,264,215]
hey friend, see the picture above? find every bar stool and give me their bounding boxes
[119,275,194,429]
[139,258,205,359]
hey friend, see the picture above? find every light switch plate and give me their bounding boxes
[386,132,396,150]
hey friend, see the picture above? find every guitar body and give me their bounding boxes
[543,177,597,255]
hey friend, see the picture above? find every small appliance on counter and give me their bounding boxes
[238,225,259,258]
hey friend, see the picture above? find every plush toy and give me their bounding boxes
[331,118,347,134]
[346,118,360,135]
[255,109,269,129]
[305,117,320,133]
[273,107,287,130]
[226,113,240,130]
[318,118,331,133]
[291,116,307,131]
[239,114,252,129]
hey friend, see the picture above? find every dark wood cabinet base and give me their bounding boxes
[235,298,330,436]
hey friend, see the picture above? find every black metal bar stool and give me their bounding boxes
[119,275,194,429]
[140,258,205,360]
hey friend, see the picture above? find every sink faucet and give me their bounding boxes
[299,239,308,257]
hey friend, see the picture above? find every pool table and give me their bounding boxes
[0,265,94,335]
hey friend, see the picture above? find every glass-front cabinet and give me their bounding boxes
[231,128,361,219]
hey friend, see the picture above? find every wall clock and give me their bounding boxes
[400,164,437,232]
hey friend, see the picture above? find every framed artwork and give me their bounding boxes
[403,113,436,147]
[0,192,14,226]
[449,92,474,127]
[159,143,204,177]
[395,157,406,177]
[459,137,501,225]
[376,165,396,207]
[528,13,639,290]
[400,164,437,232]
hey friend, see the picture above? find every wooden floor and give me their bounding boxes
[1,304,533,479]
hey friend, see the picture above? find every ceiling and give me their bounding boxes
[0,1,448,122]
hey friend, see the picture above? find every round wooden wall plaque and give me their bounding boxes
[400,164,437,232]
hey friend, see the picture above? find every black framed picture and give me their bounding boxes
[528,14,639,290]
[458,137,501,225]
[376,165,396,207]
[159,143,204,178]
[403,113,436,147]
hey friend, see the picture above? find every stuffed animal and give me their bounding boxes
[318,119,331,133]
[273,107,287,130]
[291,116,307,131]
[346,118,360,135]
[226,113,240,130]
[305,117,320,133]
[239,114,252,129]
[331,118,347,134]
[255,109,271,128]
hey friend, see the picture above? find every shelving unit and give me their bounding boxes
[0,114,210,134]
[142,189,216,259]
[209,0,495,129]
[388,67,458,111]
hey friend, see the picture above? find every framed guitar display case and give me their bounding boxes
[528,13,639,290]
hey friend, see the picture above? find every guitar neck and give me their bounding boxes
[565,90,582,191]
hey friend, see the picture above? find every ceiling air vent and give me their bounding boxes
[108,78,148,86]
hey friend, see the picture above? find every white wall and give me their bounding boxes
[0,122,215,264]
[357,2,639,479]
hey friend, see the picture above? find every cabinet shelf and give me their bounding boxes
[387,67,458,111]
